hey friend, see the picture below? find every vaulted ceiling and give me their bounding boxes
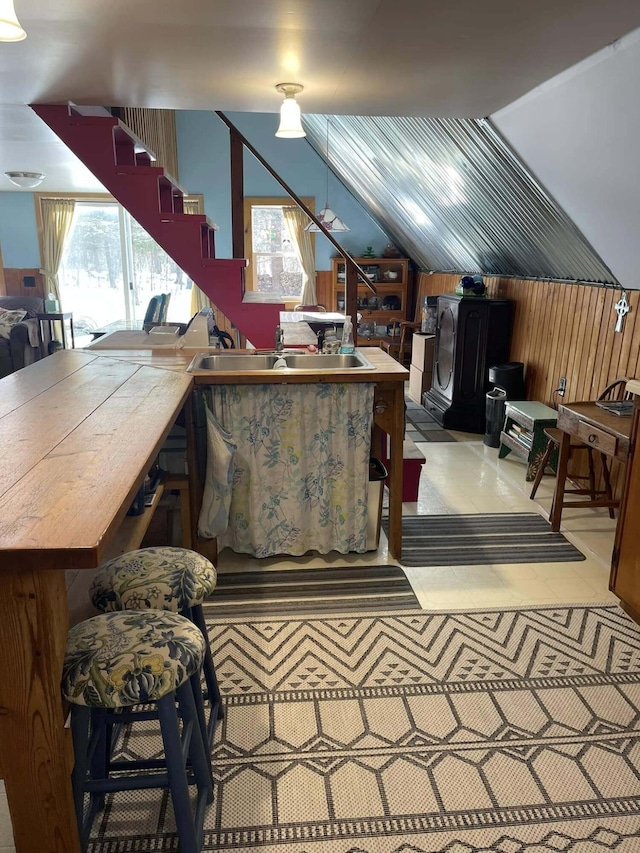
[2,0,640,187]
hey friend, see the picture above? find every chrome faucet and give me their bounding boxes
[275,324,284,354]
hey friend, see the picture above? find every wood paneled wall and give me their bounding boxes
[417,272,640,405]
[2,269,45,299]
[417,271,639,495]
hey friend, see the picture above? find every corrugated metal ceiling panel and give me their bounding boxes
[303,114,617,284]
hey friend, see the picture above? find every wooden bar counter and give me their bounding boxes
[0,343,407,852]
[0,350,192,853]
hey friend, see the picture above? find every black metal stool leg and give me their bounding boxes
[191,604,225,740]
[157,693,201,853]
[70,705,91,851]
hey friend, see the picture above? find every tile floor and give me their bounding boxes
[218,431,619,611]
[0,429,621,852]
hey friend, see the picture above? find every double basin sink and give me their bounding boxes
[187,350,376,373]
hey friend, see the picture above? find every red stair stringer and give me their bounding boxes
[30,103,284,348]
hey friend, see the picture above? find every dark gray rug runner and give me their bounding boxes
[384,512,586,566]
[405,402,456,443]
[204,564,419,616]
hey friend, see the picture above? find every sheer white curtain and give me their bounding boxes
[283,206,317,305]
[40,198,76,306]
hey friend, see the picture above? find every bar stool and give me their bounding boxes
[89,546,222,749]
[62,609,212,853]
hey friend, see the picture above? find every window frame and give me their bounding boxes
[243,196,314,306]
[34,191,205,325]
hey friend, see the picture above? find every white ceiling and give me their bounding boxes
[2,0,640,191]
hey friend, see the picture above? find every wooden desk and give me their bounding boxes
[0,350,192,853]
[550,401,631,531]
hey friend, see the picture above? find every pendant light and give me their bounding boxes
[305,118,349,232]
[0,0,27,41]
[275,83,306,139]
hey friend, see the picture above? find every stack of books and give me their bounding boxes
[508,422,534,449]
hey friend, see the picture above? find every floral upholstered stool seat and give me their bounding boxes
[89,546,222,749]
[62,610,212,853]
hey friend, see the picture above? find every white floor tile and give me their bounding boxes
[0,781,15,849]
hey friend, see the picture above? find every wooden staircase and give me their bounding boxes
[31,103,284,348]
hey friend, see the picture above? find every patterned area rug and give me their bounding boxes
[89,604,640,852]
[203,565,420,616]
[384,512,586,566]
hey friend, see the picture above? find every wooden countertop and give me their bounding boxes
[0,350,192,572]
[85,339,409,383]
[0,345,406,570]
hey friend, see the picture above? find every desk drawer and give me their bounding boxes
[577,421,617,456]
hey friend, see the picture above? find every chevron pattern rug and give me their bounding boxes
[88,604,640,853]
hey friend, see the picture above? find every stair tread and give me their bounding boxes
[30,102,282,348]
[201,257,248,268]
[115,120,157,159]
[68,103,113,118]
[113,164,188,195]
[158,212,219,230]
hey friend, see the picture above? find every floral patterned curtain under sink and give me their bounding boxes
[204,383,375,557]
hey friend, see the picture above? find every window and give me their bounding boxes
[243,197,314,302]
[53,199,194,340]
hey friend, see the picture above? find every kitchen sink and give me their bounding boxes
[278,353,374,370]
[187,350,376,373]
[192,353,279,371]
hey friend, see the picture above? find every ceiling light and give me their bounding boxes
[0,0,27,41]
[5,171,45,188]
[305,119,350,233]
[275,83,306,139]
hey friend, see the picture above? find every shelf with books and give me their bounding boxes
[331,256,411,344]
[498,401,558,482]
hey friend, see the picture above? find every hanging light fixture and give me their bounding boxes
[5,171,45,188]
[0,0,27,41]
[305,118,350,232]
[275,83,306,138]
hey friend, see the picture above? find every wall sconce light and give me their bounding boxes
[0,0,27,41]
[5,171,45,188]
[275,83,306,139]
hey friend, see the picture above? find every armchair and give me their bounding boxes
[0,295,45,379]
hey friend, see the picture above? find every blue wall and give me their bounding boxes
[176,111,389,269]
[0,192,40,268]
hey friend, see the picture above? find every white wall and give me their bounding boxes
[492,28,640,289]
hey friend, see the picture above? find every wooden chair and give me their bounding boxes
[294,304,326,312]
[380,320,420,364]
[530,378,631,517]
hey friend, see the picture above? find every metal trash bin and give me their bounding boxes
[489,362,525,400]
[367,457,388,550]
[484,388,507,448]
